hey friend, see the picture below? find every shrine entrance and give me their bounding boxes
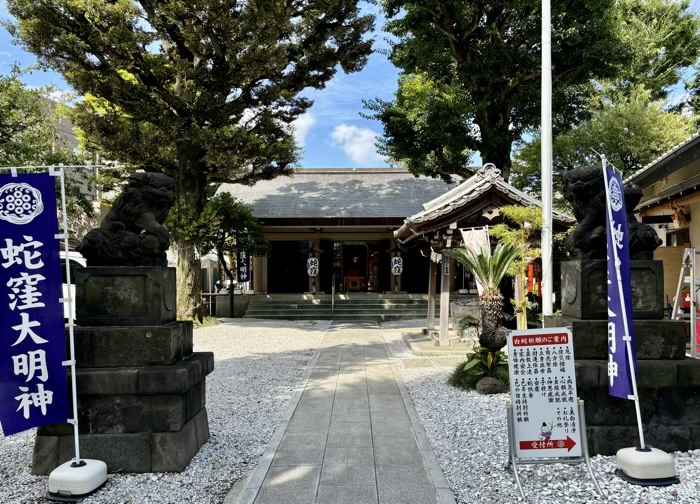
[319,240,391,293]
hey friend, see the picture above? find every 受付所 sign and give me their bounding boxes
[507,327,582,458]
[0,172,69,435]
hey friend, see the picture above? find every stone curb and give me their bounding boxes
[385,335,457,504]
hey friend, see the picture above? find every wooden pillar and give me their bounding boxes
[439,256,451,347]
[390,252,396,293]
[427,259,437,331]
[253,256,263,293]
[261,257,268,293]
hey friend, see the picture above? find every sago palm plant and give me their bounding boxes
[444,242,522,352]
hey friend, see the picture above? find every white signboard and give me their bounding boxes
[306,257,319,277]
[390,256,403,275]
[507,327,582,458]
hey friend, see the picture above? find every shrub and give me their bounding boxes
[448,346,510,391]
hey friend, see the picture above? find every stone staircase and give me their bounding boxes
[242,293,474,322]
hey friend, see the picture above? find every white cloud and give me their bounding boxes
[292,113,316,147]
[330,124,384,166]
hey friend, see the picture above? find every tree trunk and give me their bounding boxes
[479,291,505,352]
[173,232,205,321]
[475,106,513,180]
[173,143,208,321]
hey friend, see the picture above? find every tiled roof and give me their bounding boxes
[394,164,575,239]
[216,168,455,219]
[625,133,700,185]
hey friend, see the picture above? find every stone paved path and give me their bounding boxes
[234,322,455,504]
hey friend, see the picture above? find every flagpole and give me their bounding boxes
[541,0,554,317]
[602,157,646,450]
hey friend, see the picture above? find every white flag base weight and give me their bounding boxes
[46,459,107,502]
[615,447,679,486]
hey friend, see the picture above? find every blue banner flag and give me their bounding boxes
[237,250,250,283]
[0,173,69,435]
[605,166,638,400]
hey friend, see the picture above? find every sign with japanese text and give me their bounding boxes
[306,257,319,277]
[390,256,403,275]
[507,327,582,458]
[236,250,250,283]
[0,173,69,435]
[605,166,638,400]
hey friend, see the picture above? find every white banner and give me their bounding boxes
[459,226,489,295]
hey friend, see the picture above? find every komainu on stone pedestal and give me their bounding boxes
[552,166,700,455]
[77,172,175,267]
[562,166,662,260]
[32,172,214,474]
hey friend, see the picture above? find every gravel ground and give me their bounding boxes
[381,321,700,504]
[3,318,700,504]
[0,319,328,504]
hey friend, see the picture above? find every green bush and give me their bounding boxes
[448,346,510,390]
[456,312,479,339]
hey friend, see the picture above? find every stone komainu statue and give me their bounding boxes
[78,172,176,266]
[562,166,661,260]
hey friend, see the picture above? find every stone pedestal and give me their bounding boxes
[550,259,700,455]
[561,260,663,319]
[76,266,176,326]
[32,267,214,474]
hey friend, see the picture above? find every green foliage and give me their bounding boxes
[512,85,695,204]
[444,243,522,296]
[369,0,630,180]
[363,73,475,182]
[448,347,509,391]
[5,0,374,319]
[445,243,521,351]
[490,206,544,327]
[197,192,269,285]
[489,206,542,276]
[456,312,479,339]
[613,0,700,100]
[368,0,700,181]
[0,68,82,167]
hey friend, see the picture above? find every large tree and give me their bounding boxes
[366,0,700,181]
[0,68,76,167]
[198,192,269,317]
[512,85,696,205]
[5,0,374,319]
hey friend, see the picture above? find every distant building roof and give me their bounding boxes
[217,168,455,220]
[395,164,575,241]
[626,133,700,187]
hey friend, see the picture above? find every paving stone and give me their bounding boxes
[373,434,424,466]
[327,420,373,448]
[376,465,438,504]
[272,433,327,466]
[317,486,378,504]
[321,447,376,486]
[255,465,321,504]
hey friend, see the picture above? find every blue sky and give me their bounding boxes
[0,1,398,169]
[3,1,700,169]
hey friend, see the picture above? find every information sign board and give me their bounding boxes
[507,327,581,458]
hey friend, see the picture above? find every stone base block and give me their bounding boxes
[547,316,686,360]
[32,408,210,474]
[574,358,700,455]
[71,321,193,367]
[76,266,176,326]
[561,260,663,319]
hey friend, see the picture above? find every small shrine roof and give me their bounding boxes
[394,164,575,242]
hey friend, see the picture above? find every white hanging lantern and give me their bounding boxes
[306,257,319,277]
[390,256,403,276]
